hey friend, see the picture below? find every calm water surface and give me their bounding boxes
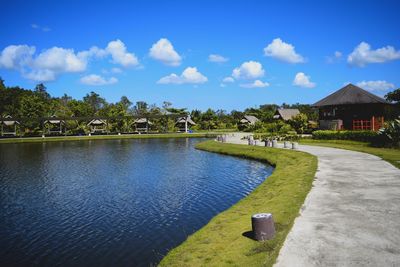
[0,138,273,267]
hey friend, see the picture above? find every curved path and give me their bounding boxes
[223,133,400,266]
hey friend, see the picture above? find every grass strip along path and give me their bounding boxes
[160,140,317,266]
[0,133,216,144]
[299,139,400,169]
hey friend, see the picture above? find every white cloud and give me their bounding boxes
[222,76,234,83]
[326,51,342,63]
[293,72,316,88]
[264,38,305,63]
[334,51,342,58]
[111,67,122,73]
[240,80,270,88]
[34,47,87,72]
[31,23,51,32]
[232,61,265,80]
[0,45,35,69]
[348,42,400,67]
[80,74,118,86]
[0,39,139,82]
[356,80,395,91]
[157,67,207,84]
[149,38,182,66]
[24,69,56,82]
[106,39,139,67]
[208,54,229,63]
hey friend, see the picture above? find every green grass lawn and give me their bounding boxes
[299,139,400,169]
[0,133,217,144]
[159,140,317,267]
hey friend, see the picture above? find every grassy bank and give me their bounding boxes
[160,141,317,266]
[0,133,217,144]
[300,139,400,169]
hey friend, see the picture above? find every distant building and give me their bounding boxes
[44,115,65,135]
[133,118,152,133]
[175,116,195,132]
[313,84,391,130]
[87,119,107,134]
[240,115,260,126]
[273,109,300,121]
[1,115,19,136]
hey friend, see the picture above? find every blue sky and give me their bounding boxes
[1,0,399,111]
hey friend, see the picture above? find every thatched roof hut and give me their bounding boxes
[176,116,195,132]
[133,118,153,133]
[1,115,19,126]
[313,84,391,130]
[240,115,259,125]
[1,115,19,136]
[87,119,107,133]
[273,109,300,121]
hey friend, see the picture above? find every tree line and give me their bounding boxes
[1,77,399,136]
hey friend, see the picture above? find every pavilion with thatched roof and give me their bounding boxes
[87,119,107,134]
[44,115,65,135]
[273,109,300,121]
[175,116,195,132]
[313,84,391,130]
[133,118,153,133]
[1,115,19,136]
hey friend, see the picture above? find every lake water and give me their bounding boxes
[0,138,273,267]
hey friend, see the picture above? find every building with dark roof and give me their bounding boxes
[313,84,391,130]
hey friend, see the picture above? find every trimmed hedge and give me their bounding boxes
[312,130,378,142]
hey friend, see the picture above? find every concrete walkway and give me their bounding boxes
[222,133,400,266]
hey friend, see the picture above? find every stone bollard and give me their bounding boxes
[284,141,290,148]
[88,133,91,136]
[252,213,275,241]
[292,142,298,149]
[272,140,278,148]
[118,132,121,136]
[42,134,45,138]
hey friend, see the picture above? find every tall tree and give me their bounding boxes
[385,88,400,104]
[34,83,50,100]
[83,91,107,114]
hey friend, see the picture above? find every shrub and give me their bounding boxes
[374,119,400,148]
[288,113,308,134]
[312,130,378,142]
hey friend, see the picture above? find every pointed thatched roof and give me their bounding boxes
[44,115,65,125]
[133,118,153,125]
[2,115,19,126]
[176,117,196,125]
[240,115,259,124]
[313,84,389,107]
[87,119,106,126]
[273,109,300,121]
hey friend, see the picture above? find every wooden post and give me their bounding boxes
[372,116,375,131]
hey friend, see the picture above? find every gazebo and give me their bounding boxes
[1,115,19,136]
[240,115,260,126]
[273,109,300,121]
[44,115,65,135]
[175,116,195,133]
[87,119,107,134]
[133,118,152,133]
[313,84,391,130]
